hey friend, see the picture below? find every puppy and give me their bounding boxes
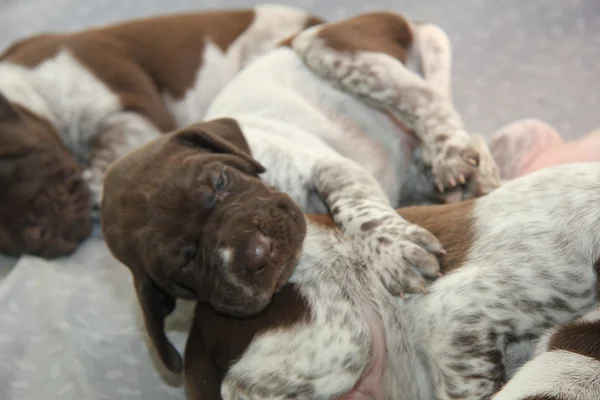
[0,95,91,258]
[101,10,502,376]
[183,163,600,400]
[0,4,321,257]
[101,119,308,374]
[493,307,600,399]
[202,12,502,296]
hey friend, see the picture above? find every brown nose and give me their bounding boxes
[244,232,273,273]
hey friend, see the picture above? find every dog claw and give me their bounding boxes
[436,181,445,192]
[418,286,429,295]
[458,174,466,184]
[449,177,457,187]
[468,158,479,166]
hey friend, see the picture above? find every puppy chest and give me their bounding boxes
[319,108,417,205]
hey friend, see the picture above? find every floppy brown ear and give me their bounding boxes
[133,272,183,374]
[175,118,266,175]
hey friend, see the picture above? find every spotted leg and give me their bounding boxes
[292,13,501,196]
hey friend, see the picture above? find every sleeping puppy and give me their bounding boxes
[0,95,91,258]
[101,118,308,374]
[202,12,504,298]
[101,11,502,376]
[492,307,600,399]
[183,163,600,400]
[0,4,322,257]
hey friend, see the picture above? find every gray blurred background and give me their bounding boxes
[1,0,598,139]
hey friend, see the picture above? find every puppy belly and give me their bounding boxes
[338,304,387,400]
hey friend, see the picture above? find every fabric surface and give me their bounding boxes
[0,232,191,400]
[0,0,599,399]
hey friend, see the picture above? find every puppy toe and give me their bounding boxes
[403,244,441,279]
[404,224,445,255]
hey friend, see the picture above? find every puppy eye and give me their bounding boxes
[211,168,229,191]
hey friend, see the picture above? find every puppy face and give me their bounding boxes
[0,94,92,258]
[101,118,307,373]
[148,152,307,316]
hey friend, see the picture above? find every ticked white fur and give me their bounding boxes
[221,163,600,400]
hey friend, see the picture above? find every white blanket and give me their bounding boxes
[0,233,191,400]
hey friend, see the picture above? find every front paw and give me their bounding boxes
[357,216,445,296]
[432,134,481,192]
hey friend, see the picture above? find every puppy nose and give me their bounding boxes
[244,232,273,273]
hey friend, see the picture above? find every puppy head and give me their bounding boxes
[0,93,92,258]
[101,118,307,373]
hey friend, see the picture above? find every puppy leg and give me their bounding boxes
[292,14,501,196]
[313,155,444,295]
[489,119,564,180]
[410,22,453,100]
[84,112,162,214]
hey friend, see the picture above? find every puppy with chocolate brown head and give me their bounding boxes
[0,4,322,258]
[0,93,91,258]
[101,118,306,374]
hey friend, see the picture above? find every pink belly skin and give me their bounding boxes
[338,305,387,400]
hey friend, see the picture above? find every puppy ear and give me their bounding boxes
[133,273,183,374]
[0,92,20,121]
[175,118,266,175]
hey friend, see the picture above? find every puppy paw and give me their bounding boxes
[354,214,445,296]
[431,133,481,192]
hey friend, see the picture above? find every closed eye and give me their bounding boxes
[211,167,229,192]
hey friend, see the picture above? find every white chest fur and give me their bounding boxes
[0,51,123,161]
[163,4,315,128]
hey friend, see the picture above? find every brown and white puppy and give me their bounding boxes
[101,119,308,374]
[101,9,502,380]
[201,11,502,307]
[0,4,322,257]
[492,307,600,400]
[182,163,600,400]
[0,94,91,258]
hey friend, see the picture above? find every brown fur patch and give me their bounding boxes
[314,12,414,63]
[309,200,475,273]
[0,95,91,258]
[0,10,259,132]
[547,319,600,362]
[184,284,310,399]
